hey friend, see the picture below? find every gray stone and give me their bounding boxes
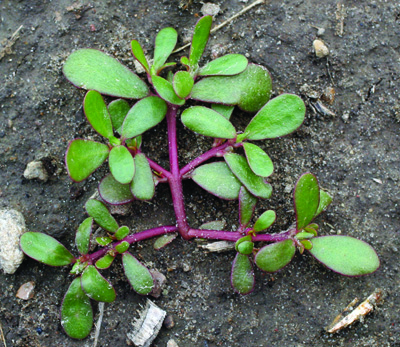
[23,160,49,182]
[0,209,26,274]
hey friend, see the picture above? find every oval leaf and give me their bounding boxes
[66,139,109,182]
[173,71,194,98]
[63,49,149,98]
[309,236,380,276]
[108,99,130,134]
[152,75,185,105]
[95,254,115,269]
[199,220,226,230]
[122,252,154,295]
[109,146,135,184]
[83,90,113,139]
[253,210,276,232]
[231,253,255,295]
[61,278,93,339]
[189,16,213,69]
[20,232,75,266]
[315,190,333,217]
[81,265,116,302]
[75,217,93,255]
[131,154,155,200]
[199,54,248,76]
[294,173,320,231]
[181,106,236,139]
[99,174,134,205]
[153,27,178,72]
[224,153,272,199]
[255,239,296,272]
[239,187,257,229]
[243,143,273,177]
[85,199,119,232]
[191,162,242,200]
[115,226,130,240]
[131,40,149,73]
[243,94,306,140]
[191,64,272,112]
[121,96,168,139]
[154,233,178,250]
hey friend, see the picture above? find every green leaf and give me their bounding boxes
[109,146,135,184]
[255,239,296,272]
[180,56,189,67]
[75,217,93,255]
[239,187,257,229]
[181,106,236,139]
[224,153,272,199]
[20,232,75,266]
[296,231,315,240]
[95,254,115,269]
[294,173,320,231]
[191,162,242,200]
[237,241,254,255]
[231,253,254,295]
[154,233,178,250]
[131,154,155,200]
[301,239,313,250]
[243,143,273,177]
[191,64,272,112]
[85,199,119,232]
[199,54,248,76]
[189,16,213,69]
[131,40,149,73]
[315,190,333,217]
[83,90,113,139]
[173,71,194,98]
[152,75,185,105]
[96,236,112,246]
[81,265,116,302]
[121,96,167,139]
[235,235,252,252]
[61,278,93,339]
[122,252,154,295]
[309,236,380,276]
[66,139,109,182]
[99,174,134,205]
[108,99,130,134]
[199,220,226,230]
[211,104,234,120]
[243,94,306,140]
[115,241,130,253]
[153,27,178,72]
[63,49,149,98]
[253,210,276,232]
[115,226,130,240]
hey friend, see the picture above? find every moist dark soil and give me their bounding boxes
[1,0,399,346]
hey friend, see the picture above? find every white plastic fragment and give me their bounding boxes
[23,160,49,182]
[0,209,26,274]
[127,299,167,347]
[313,39,329,58]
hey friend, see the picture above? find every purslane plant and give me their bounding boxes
[20,16,379,339]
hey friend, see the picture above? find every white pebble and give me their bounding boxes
[23,160,48,182]
[313,39,329,58]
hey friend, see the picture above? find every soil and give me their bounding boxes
[1,0,400,346]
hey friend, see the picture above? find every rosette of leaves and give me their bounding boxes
[20,200,154,339]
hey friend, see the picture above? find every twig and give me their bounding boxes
[173,0,266,54]
[0,25,23,61]
[0,320,7,347]
[93,302,105,347]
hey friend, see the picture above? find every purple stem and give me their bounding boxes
[188,228,291,242]
[166,105,191,239]
[147,157,172,179]
[88,225,178,262]
[180,141,233,177]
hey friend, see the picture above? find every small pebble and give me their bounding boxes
[167,339,179,347]
[313,39,329,58]
[16,281,35,300]
[164,315,175,329]
[201,3,220,17]
[149,269,167,298]
[23,160,49,182]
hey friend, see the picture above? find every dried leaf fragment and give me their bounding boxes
[326,289,383,333]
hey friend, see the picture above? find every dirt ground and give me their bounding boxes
[1,0,400,346]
